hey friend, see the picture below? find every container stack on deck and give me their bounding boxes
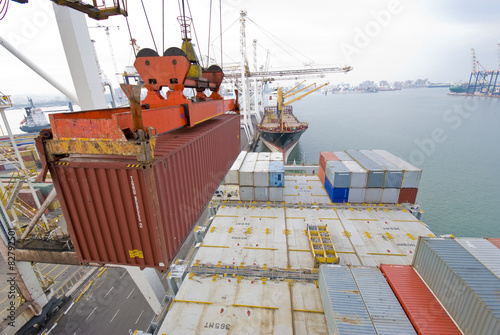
[319,149,421,204]
[224,151,285,202]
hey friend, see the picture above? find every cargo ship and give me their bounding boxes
[449,83,468,93]
[19,97,50,133]
[257,84,326,162]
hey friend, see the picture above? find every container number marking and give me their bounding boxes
[130,175,143,228]
[204,322,230,330]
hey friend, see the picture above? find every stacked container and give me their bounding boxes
[412,237,500,335]
[319,265,416,334]
[224,151,247,185]
[236,152,285,202]
[373,149,421,203]
[319,152,339,184]
[317,150,422,204]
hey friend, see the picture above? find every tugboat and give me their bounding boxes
[257,82,327,162]
[20,98,50,133]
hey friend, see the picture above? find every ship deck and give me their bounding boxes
[258,110,306,132]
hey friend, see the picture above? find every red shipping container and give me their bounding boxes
[318,165,325,185]
[49,115,240,271]
[319,152,339,171]
[380,264,461,335]
[398,188,418,204]
[486,238,500,249]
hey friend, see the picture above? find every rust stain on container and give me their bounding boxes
[50,115,240,271]
[380,264,462,335]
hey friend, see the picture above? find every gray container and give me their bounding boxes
[254,160,270,187]
[333,151,353,161]
[360,150,403,188]
[325,160,351,188]
[240,186,253,201]
[224,151,247,185]
[257,152,271,161]
[319,265,376,334]
[239,153,257,186]
[254,187,269,201]
[319,265,415,335]
[346,150,385,188]
[351,266,416,334]
[269,187,284,202]
[348,188,365,203]
[412,237,500,335]
[373,149,422,188]
[365,188,382,203]
[455,237,500,280]
[343,160,367,188]
[381,188,400,204]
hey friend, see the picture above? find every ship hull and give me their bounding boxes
[20,125,50,133]
[259,129,305,162]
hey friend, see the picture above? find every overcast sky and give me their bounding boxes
[0,0,499,99]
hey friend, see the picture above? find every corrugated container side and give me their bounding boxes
[319,265,376,334]
[254,187,269,201]
[325,160,351,188]
[51,115,240,270]
[381,188,400,204]
[351,266,416,334]
[380,264,462,335]
[254,161,270,187]
[333,151,353,161]
[365,188,382,203]
[398,188,418,204]
[240,186,253,201]
[319,152,339,170]
[224,150,247,185]
[487,238,500,249]
[455,238,500,279]
[346,150,385,188]
[373,149,422,188]
[318,165,325,184]
[412,237,500,335]
[348,188,365,203]
[331,188,349,203]
[343,160,367,188]
[269,187,284,202]
[269,161,284,187]
[360,150,403,188]
[239,154,257,186]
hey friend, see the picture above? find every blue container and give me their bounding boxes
[331,187,349,203]
[324,176,334,200]
[325,161,351,188]
[346,150,385,188]
[269,161,284,187]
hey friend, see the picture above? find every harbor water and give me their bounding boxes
[286,88,499,238]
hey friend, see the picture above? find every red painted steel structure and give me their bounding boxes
[49,115,240,271]
[380,264,462,335]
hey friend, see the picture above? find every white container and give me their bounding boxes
[254,187,269,201]
[257,152,271,161]
[240,186,254,201]
[381,188,400,204]
[269,187,284,202]
[223,185,240,201]
[348,188,366,203]
[373,150,422,188]
[224,151,247,185]
[239,154,257,186]
[254,161,270,187]
[270,152,284,161]
[365,188,382,203]
[343,160,367,188]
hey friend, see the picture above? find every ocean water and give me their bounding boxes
[284,88,499,237]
